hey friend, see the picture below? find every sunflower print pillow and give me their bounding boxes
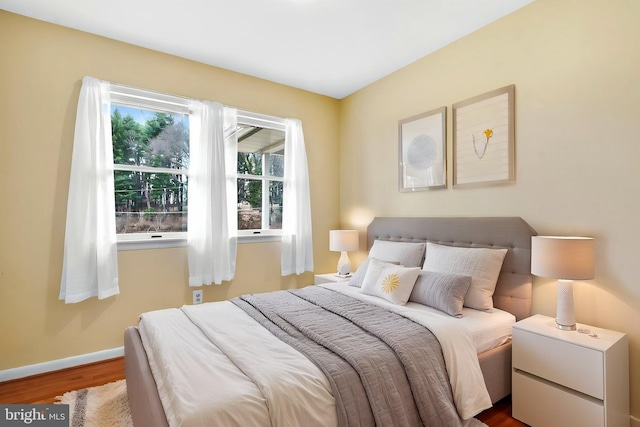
[360,258,421,305]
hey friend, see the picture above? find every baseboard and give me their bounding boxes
[631,415,640,427]
[0,347,124,382]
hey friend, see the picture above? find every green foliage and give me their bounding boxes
[143,207,155,221]
[237,153,263,208]
[111,109,145,165]
[111,107,188,216]
[247,180,262,208]
[144,112,175,141]
[114,171,139,207]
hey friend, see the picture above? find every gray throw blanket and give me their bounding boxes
[232,286,467,427]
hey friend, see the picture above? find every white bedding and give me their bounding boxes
[139,302,337,427]
[320,282,516,354]
[320,282,510,418]
[138,285,505,427]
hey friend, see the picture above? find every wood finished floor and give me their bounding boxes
[0,357,125,404]
[0,357,527,426]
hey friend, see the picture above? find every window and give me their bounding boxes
[110,86,190,247]
[235,121,285,235]
[109,85,287,247]
[62,77,312,298]
[111,106,189,236]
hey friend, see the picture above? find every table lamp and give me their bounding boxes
[531,236,595,330]
[329,230,359,277]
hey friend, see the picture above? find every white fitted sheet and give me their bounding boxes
[320,282,516,354]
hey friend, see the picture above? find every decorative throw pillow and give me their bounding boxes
[422,242,507,311]
[348,240,425,287]
[409,271,472,317]
[361,258,421,305]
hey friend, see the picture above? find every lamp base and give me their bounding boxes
[336,251,352,276]
[555,319,577,331]
[556,279,577,331]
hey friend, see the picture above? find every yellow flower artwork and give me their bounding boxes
[473,128,494,159]
[381,273,400,293]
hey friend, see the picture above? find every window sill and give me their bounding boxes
[117,237,187,251]
[117,234,282,250]
[237,234,282,244]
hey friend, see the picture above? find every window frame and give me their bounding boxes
[235,111,286,237]
[110,84,190,250]
[110,85,287,250]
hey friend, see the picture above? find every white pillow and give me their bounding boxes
[369,240,426,267]
[361,258,421,305]
[348,240,425,288]
[422,242,507,311]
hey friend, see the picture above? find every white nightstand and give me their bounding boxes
[314,273,351,285]
[512,314,629,427]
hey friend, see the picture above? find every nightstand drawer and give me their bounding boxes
[513,328,604,399]
[513,370,604,427]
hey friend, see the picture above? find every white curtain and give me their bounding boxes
[281,119,314,275]
[60,76,119,303]
[188,101,238,285]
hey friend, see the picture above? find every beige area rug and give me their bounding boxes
[54,379,486,427]
[56,380,133,427]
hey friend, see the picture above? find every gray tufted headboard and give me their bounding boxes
[367,217,537,321]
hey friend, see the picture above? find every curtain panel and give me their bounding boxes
[62,77,313,301]
[60,77,119,303]
[281,118,314,275]
[187,101,238,286]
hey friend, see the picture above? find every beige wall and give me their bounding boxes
[0,11,341,369]
[2,0,639,420]
[339,0,640,418]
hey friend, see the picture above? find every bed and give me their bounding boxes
[124,216,536,427]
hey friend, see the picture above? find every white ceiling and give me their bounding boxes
[1,0,534,99]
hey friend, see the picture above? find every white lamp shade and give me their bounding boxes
[329,230,359,252]
[531,236,595,280]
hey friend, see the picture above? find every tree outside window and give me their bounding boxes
[111,106,189,234]
[111,102,286,238]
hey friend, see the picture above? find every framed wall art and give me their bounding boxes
[398,106,446,192]
[452,85,515,188]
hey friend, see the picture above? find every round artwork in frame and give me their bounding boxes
[406,134,437,170]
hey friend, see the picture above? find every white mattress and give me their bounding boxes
[320,282,516,354]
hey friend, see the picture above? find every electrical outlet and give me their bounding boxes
[193,290,203,305]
